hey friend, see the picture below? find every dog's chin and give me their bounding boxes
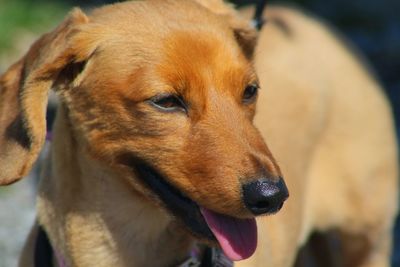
[117,153,215,240]
[132,160,216,241]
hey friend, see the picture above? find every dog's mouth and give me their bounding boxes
[123,156,258,261]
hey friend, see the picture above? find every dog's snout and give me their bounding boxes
[242,178,289,215]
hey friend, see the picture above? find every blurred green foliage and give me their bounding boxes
[0,0,68,53]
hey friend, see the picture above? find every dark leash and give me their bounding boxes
[253,0,268,30]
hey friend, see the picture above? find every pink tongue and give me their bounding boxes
[200,207,257,261]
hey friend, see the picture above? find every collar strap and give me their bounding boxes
[35,226,54,267]
[35,226,233,267]
[177,246,233,267]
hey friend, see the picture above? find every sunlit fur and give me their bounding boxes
[0,1,397,267]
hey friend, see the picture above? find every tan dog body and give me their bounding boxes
[0,1,397,267]
[241,7,398,267]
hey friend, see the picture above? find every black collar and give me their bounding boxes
[34,226,54,267]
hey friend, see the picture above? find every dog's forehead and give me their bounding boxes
[89,0,229,33]
[156,31,253,96]
[87,0,235,56]
[83,0,254,97]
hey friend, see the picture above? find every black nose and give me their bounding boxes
[242,178,289,215]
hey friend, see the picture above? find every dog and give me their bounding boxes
[0,0,397,266]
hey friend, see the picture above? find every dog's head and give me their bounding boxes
[0,0,288,261]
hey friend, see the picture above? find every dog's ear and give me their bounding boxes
[195,0,258,59]
[0,8,90,185]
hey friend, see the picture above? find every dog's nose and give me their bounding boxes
[242,178,289,215]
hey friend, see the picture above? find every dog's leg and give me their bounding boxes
[304,126,397,267]
[338,138,397,267]
[307,151,397,267]
[294,231,343,267]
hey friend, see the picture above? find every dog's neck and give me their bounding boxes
[37,106,194,267]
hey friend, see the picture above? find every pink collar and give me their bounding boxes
[54,249,66,267]
[45,131,52,141]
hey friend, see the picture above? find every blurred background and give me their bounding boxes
[0,0,398,266]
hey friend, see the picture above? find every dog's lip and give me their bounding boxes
[118,153,215,240]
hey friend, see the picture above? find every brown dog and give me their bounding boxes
[0,0,397,266]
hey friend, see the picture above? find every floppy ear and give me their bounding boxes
[195,0,258,59]
[0,8,90,185]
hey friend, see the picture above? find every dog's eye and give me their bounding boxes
[150,94,187,112]
[243,84,259,103]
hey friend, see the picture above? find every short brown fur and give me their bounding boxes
[0,1,397,267]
